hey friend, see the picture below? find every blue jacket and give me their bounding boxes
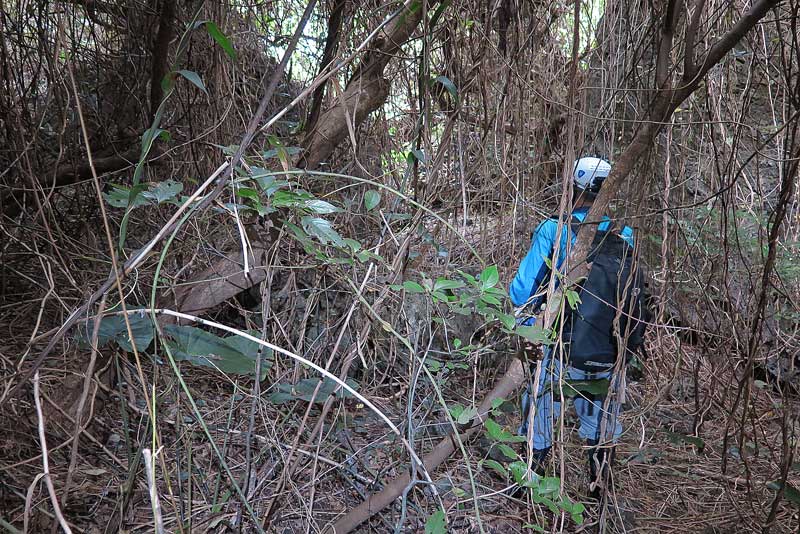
[509,207,634,308]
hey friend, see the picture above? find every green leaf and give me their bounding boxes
[508,460,531,485]
[268,377,357,405]
[204,21,236,59]
[480,265,499,289]
[563,379,610,397]
[262,146,303,159]
[301,216,344,246]
[424,508,446,534]
[433,278,465,291]
[565,289,582,309]
[481,459,508,478]
[143,179,183,204]
[448,403,465,420]
[177,70,207,95]
[498,313,516,330]
[495,443,518,460]
[433,75,459,104]
[304,199,340,214]
[163,325,273,380]
[456,406,477,425]
[235,188,261,201]
[402,280,425,293]
[767,480,800,507]
[484,418,526,443]
[78,312,154,352]
[516,325,551,345]
[363,189,381,211]
[103,185,150,209]
[538,476,560,495]
[481,294,502,306]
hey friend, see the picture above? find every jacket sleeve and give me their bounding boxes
[509,219,557,307]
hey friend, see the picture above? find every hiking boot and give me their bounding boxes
[586,439,615,500]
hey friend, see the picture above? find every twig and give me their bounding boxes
[142,448,166,534]
[33,371,73,534]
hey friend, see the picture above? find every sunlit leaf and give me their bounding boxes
[402,280,425,293]
[305,199,340,214]
[204,21,236,59]
[480,265,499,289]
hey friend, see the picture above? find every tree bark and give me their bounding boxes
[149,0,176,120]
[306,0,347,134]
[299,1,428,170]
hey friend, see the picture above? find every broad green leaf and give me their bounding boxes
[538,476,560,495]
[79,312,154,352]
[564,379,610,397]
[177,70,207,95]
[235,188,261,201]
[305,199,339,214]
[767,480,800,507]
[516,324,551,345]
[480,265,499,289]
[495,443,518,460]
[342,238,361,252]
[481,459,508,478]
[424,508,446,534]
[274,189,314,208]
[484,418,526,443]
[481,294,502,306]
[498,313,516,330]
[448,403,465,420]
[143,179,183,204]
[103,185,150,209]
[262,146,303,159]
[301,216,344,246]
[364,190,381,211]
[402,280,425,293]
[433,278,464,291]
[508,460,531,485]
[456,406,477,425]
[163,325,272,380]
[204,21,236,59]
[433,75,459,104]
[268,377,357,405]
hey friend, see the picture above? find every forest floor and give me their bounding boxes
[2,323,798,533]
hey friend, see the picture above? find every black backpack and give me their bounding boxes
[558,216,647,371]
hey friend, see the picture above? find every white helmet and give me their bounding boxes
[573,156,611,195]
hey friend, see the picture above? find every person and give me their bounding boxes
[509,156,641,499]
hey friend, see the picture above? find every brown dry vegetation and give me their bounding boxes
[1,0,799,533]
